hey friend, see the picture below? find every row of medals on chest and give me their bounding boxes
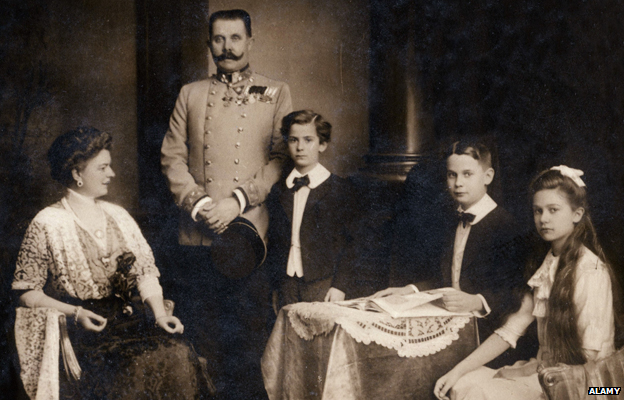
[217,74,275,107]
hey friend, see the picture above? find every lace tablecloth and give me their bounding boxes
[287,302,471,358]
[263,302,478,399]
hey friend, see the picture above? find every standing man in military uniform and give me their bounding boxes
[161,9,292,399]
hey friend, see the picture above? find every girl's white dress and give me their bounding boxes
[451,246,615,400]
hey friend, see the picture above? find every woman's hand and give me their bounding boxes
[371,285,415,298]
[145,296,183,334]
[434,368,463,400]
[76,308,107,332]
[155,315,184,334]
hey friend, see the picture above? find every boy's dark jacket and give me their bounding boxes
[439,205,528,341]
[266,173,357,295]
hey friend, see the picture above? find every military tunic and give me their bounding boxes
[161,69,292,245]
[161,69,292,399]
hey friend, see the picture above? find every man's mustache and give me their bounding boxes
[214,51,243,62]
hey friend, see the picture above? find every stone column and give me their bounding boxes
[363,0,432,182]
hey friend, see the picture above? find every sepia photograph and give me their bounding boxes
[1,1,624,399]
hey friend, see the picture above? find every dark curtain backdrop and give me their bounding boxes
[405,0,624,267]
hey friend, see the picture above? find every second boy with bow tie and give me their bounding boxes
[376,139,529,367]
[266,110,358,306]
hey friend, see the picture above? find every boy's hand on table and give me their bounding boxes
[441,289,483,313]
[324,287,346,302]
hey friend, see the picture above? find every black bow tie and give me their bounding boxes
[456,211,476,228]
[291,175,310,192]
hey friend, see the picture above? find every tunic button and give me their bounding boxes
[204,144,210,149]
[235,142,241,148]
[210,90,216,95]
[207,116,212,121]
[205,130,211,135]
[205,160,212,166]
[207,178,213,183]
[208,102,214,107]
[241,113,247,118]
[238,127,244,133]
[234,159,240,164]
[234,177,239,182]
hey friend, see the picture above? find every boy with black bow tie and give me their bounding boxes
[266,110,357,306]
[376,140,528,364]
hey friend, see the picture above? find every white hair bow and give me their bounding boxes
[550,165,586,187]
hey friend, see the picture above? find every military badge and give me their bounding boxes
[222,85,246,107]
[244,86,278,104]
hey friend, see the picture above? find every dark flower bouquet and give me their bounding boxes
[109,251,137,315]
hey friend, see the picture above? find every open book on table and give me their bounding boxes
[337,288,456,318]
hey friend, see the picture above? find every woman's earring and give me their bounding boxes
[77,179,83,187]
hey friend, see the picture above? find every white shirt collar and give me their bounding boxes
[66,188,97,206]
[458,193,497,225]
[286,163,331,189]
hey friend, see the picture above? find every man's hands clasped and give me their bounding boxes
[198,197,240,234]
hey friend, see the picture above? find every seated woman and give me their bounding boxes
[12,127,213,399]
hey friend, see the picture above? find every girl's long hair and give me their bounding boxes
[528,169,622,365]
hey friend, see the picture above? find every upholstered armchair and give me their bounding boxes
[538,347,624,399]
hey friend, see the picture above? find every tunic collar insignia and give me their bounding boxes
[215,65,252,84]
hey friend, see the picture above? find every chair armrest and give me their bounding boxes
[539,347,624,399]
[538,363,587,400]
[163,299,175,316]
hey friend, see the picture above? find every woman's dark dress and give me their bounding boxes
[13,200,215,399]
